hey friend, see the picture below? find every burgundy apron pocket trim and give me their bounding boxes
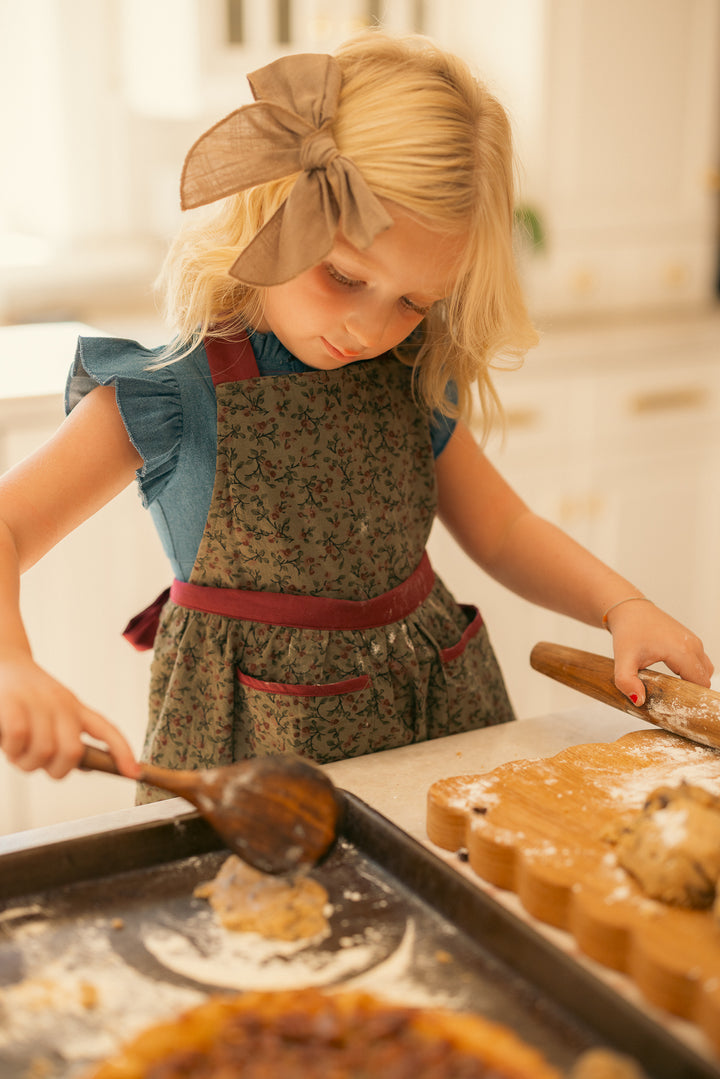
[439,604,484,663]
[170,551,435,630]
[237,671,371,697]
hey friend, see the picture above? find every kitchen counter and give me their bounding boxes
[1,705,717,1072]
[324,704,639,841]
[329,707,716,1069]
[0,705,637,855]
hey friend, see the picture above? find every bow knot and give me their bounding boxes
[299,125,340,172]
[179,53,393,286]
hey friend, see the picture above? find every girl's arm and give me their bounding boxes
[0,385,143,779]
[435,421,714,704]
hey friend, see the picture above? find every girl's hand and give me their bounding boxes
[0,652,139,780]
[607,600,714,705]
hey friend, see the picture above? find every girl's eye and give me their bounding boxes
[325,263,432,317]
[402,297,432,317]
[326,264,362,288]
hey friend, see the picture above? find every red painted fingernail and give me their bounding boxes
[630,694,639,704]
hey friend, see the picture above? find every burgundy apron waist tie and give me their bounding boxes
[171,551,435,631]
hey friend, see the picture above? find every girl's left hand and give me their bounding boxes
[607,599,714,705]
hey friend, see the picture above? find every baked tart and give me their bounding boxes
[84,986,562,1078]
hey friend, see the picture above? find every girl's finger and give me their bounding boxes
[664,650,713,688]
[613,666,646,707]
[42,709,93,779]
[0,703,32,763]
[82,710,140,779]
[13,709,57,773]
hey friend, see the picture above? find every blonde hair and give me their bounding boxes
[157,30,538,436]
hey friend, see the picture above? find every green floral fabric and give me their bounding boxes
[137,356,514,802]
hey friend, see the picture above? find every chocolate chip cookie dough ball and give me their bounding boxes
[615,782,720,907]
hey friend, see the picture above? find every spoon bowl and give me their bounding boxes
[80,745,343,875]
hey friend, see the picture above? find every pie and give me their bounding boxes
[83,987,562,1078]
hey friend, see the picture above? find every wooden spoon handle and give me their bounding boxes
[78,744,196,799]
[79,744,123,776]
[136,760,200,799]
[530,641,720,751]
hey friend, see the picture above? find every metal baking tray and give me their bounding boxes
[0,792,717,1079]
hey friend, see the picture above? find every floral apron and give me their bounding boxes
[136,335,514,802]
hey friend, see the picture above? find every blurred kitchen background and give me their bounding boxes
[0,0,719,834]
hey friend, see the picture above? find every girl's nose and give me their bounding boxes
[344,299,392,351]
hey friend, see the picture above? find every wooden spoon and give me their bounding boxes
[530,641,720,751]
[80,745,343,875]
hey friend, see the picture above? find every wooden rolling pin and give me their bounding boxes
[530,641,720,751]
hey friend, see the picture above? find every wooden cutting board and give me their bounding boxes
[426,729,720,1054]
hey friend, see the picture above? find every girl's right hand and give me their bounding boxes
[0,653,139,780]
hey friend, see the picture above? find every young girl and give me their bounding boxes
[0,32,712,797]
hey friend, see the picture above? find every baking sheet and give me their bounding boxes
[0,794,717,1079]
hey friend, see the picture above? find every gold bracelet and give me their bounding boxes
[601,595,650,629]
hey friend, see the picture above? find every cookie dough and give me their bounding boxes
[194,855,331,941]
[614,782,720,908]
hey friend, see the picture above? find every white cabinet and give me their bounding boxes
[428,312,720,719]
[587,361,720,633]
[525,0,720,317]
[448,0,720,320]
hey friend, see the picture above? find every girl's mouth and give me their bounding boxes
[321,338,362,362]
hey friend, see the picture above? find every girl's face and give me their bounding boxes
[256,204,464,369]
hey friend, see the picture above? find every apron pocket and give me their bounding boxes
[238,671,371,696]
[428,604,514,736]
[438,604,483,663]
[235,667,376,763]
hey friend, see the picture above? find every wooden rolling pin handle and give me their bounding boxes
[530,643,646,717]
[530,641,720,751]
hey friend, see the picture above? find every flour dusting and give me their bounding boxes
[0,918,204,1075]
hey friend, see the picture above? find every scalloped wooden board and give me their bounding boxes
[426,729,720,1054]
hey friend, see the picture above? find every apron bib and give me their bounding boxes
[137,336,514,801]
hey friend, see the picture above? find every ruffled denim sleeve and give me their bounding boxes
[65,337,184,508]
[430,380,458,457]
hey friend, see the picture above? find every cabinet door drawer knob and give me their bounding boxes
[559,492,605,524]
[505,407,541,430]
[629,387,708,414]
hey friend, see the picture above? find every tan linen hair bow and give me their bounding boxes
[180,53,394,286]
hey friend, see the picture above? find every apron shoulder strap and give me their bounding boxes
[205,333,259,386]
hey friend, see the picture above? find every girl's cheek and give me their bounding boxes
[306,276,343,311]
[320,287,353,321]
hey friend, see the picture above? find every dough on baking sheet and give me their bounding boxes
[614,782,720,908]
[194,855,331,941]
